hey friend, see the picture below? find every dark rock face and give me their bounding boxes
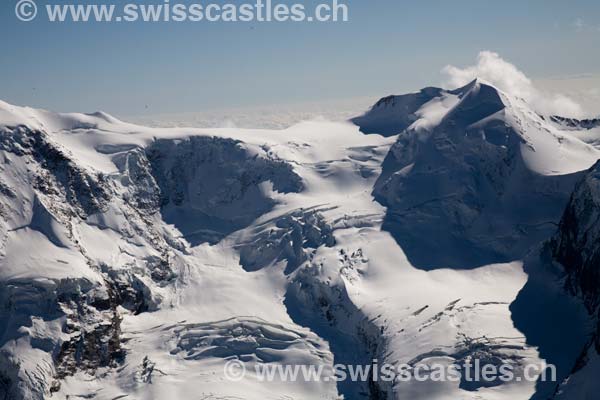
[54,282,125,380]
[551,161,600,312]
[548,116,600,130]
[551,161,600,350]
[0,126,111,219]
[0,278,124,399]
[547,161,600,400]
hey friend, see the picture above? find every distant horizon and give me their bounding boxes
[2,71,599,118]
[2,0,600,116]
[3,70,598,128]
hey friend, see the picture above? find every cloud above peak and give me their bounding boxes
[442,51,584,118]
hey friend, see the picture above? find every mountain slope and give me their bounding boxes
[360,80,599,269]
[550,161,600,399]
[0,79,598,400]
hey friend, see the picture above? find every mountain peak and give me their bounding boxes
[445,79,506,126]
[351,79,507,137]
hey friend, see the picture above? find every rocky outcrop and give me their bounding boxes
[551,161,600,314]
[548,116,600,131]
[550,161,600,398]
[0,126,111,219]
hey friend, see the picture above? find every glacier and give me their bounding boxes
[0,78,600,400]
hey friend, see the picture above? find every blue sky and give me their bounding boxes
[1,0,599,116]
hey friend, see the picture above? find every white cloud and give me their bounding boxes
[574,18,585,32]
[442,51,585,118]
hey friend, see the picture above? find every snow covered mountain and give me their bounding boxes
[357,80,598,269]
[0,79,599,400]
